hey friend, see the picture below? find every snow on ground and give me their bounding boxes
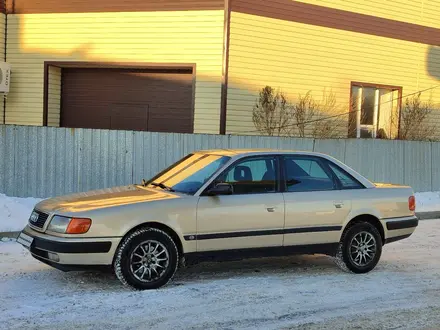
[0,194,42,232]
[1,220,440,329]
[415,191,440,212]
[0,190,440,233]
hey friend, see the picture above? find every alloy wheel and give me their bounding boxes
[349,231,377,267]
[129,240,170,282]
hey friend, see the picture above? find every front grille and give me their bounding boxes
[29,210,49,229]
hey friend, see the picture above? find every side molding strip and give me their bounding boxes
[184,226,342,241]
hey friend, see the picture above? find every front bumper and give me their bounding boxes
[17,226,122,271]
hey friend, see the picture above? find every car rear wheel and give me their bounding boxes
[113,227,179,290]
[334,221,382,273]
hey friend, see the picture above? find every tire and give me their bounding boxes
[113,227,179,290]
[334,221,382,274]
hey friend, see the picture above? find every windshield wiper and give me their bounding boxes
[150,182,175,192]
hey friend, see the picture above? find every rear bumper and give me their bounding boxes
[17,226,121,271]
[385,216,419,230]
[382,215,418,245]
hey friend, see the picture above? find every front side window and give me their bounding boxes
[216,157,278,195]
[284,156,336,192]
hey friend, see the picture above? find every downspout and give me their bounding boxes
[219,0,231,135]
[2,0,7,124]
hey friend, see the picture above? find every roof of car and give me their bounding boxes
[196,149,325,157]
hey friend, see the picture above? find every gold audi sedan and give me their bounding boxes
[17,150,418,290]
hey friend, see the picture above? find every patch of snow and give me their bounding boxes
[1,220,440,329]
[415,191,440,212]
[0,193,42,232]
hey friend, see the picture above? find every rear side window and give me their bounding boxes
[284,156,336,192]
[327,162,364,189]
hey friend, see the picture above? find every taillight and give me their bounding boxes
[409,196,416,212]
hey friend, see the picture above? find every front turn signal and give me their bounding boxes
[409,196,416,212]
[66,218,92,234]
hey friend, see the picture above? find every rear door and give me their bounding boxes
[282,155,352,246]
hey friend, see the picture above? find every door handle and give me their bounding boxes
[334,202,344,209]
[266,207,275,213]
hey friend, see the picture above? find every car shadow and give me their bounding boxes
[39,254,340,291]
[173,254,340,285]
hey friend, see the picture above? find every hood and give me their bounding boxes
[35,185,180,214]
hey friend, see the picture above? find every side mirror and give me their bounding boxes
[206,183,233,196]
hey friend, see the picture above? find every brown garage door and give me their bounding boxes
[61,68,193,133]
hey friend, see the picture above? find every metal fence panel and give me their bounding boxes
[1,125,440,197]
[372,139,405,185]
[277,136,314,151]
[64,128,76,195]
[27,126,40,198]
[228,134,261,149]
[4,126,16,197]
[344,139,405,185]
[45,127,58,197]
[313,139,346,162]
[0,125,5,194]
[431,143,440,192]
[403,141,432,192]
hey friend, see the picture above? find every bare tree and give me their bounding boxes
[292,91,317,137]
[311,90,348,139]
[398,93,437,141]
[252,86,290,136]
[347,95,360,138]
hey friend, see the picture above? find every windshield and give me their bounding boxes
[146,153,231,195]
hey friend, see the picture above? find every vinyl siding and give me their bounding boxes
[226,11,440,137]
[294,0,439,29]
[422,0,440,29]
[5,11,224,133]
[0,14,5,123]
[47,66,61,127]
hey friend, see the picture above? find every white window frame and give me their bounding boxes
[351,82,402,139]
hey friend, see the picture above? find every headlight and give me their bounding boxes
[47,215,71,233]
[47,215,92,234]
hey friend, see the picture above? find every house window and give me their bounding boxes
[349,82,402,139]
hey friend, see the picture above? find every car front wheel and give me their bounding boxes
[113,227,179,290]
[334,221,382,274]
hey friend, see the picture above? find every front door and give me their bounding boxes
[282,155,353,246]
[196,156,285,252]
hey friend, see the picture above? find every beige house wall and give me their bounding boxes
[5,11,225,133]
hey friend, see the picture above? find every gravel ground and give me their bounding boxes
[1,220,440,330]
